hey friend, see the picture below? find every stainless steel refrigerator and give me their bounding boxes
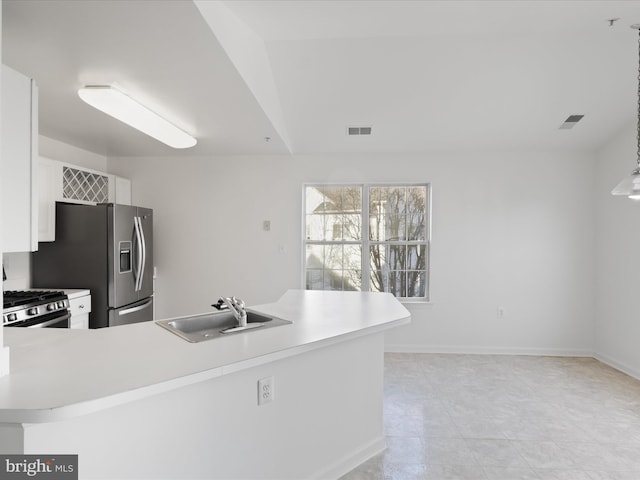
[32,203,153,328]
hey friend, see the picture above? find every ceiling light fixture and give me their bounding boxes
[612,25,640,200]
[78,86,197,149]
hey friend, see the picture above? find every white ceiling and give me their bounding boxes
[3,0,640,157]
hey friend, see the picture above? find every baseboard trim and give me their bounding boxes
[385,344,593,357]
[385,344,640,382]
[310,435,386,480]
[593,352,640,382]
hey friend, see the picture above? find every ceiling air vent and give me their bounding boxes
[347,126,372,136]
[559,115,584,130]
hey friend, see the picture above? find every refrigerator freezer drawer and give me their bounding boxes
[108,297,153,327]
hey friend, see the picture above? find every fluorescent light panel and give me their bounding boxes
[78,86,197,149]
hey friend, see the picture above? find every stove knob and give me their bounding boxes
[27,307,39,316]
[47,303,57,311]
[7,313,17,322]
[57,301,65,308]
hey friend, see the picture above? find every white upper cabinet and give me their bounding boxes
[1,65,38,253]
[38,158,132,242]
[115,176,132,206]
[37,157,58,243]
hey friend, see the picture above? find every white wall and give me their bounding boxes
[594,121,640,378]
[39,135,107,171]
[109,150,596,355]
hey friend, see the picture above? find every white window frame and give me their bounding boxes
[303,183,431,302]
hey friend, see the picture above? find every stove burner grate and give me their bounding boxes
[3,290,66,309]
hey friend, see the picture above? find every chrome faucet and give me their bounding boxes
[220,296,247,327]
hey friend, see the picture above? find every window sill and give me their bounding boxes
[399,299,433,306]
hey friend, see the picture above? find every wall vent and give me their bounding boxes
[347,126,372,136]
[559,114,584,130]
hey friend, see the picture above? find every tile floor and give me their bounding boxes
[340,353,640,480]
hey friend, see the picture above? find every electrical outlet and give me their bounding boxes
[263,220,271,232]
[258,376,274,405]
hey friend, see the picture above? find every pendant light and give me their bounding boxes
[612,25,640,200]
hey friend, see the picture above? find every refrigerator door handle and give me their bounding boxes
[133,216,144,292]
[118,298,153,316]
[138,215,147,292]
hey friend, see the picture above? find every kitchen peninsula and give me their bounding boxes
[0,290,410,479]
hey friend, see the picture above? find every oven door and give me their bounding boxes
[6,311,71,328]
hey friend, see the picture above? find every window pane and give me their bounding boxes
[326,270,344,290]
[305,186,324,215]
[306,244,325,269]
[407,271,426,297]
[370,269,384,293]
[369,186,407,241]
[343,271,361,291]
[389,270,406,298]
[369,244,427,298]
[406,186,427,241]
[305,186,361,241]
[385,187,407,241]
[324,186,347,242]
[342,213,361,241]
[388,244,406,270]
[306,243,362,292]
[369,186,428,242]
[370,268,409,296]
[341,187,362,213]
[306,213,325,240]
[343,244,362,291]
[324,244,342,269]
[306,186,329,240]
[369,244,407,294]
[369,187,385,241]
[306,269,325,290]
[323,186,346,210]
[407,245,426,270]
[341,187,362,241]
[305,244,326,290]
[369,245,385,293]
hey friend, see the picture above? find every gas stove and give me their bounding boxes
[3,290,70,327]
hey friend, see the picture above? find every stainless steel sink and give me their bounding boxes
[156,310,292,343]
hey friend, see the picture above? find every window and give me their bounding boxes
[304,184,430,300]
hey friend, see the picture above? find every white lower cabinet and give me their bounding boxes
[67,290,91,329]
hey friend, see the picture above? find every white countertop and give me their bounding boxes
[63,289,90,299]
[0,290,410,424]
